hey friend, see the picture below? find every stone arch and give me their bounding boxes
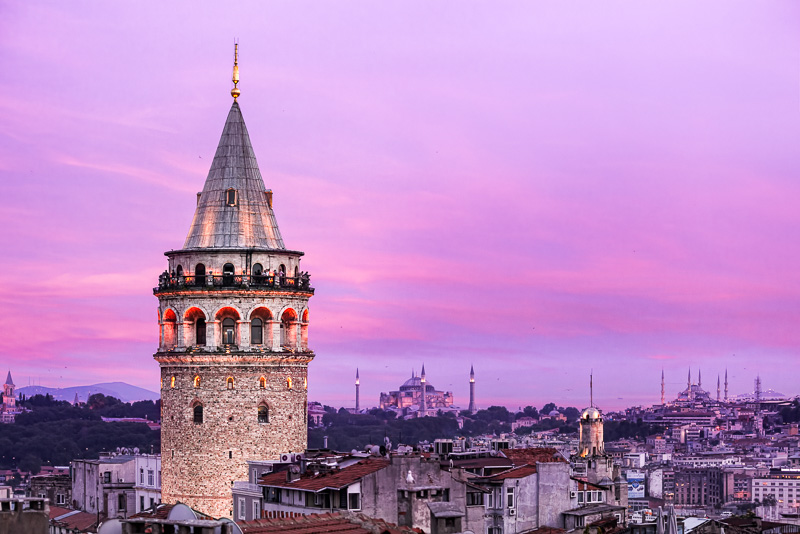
[258,376,267,389]
[162,308,178,350]
[248,307,273,347]
[184,306,209,347]
[215,306,242,346]
[279,308,298,350]
[191,399,203,424]
[225,376,235,390]
[299,308,309,350]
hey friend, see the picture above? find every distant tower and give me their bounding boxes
[355,369,360,412]
[755,375,762,403]
[153,46,314,518]
[698,369,702,388]
[3,372,15,411]
[468,365,476,414]
[717,375,720,402]
[420,364,427,416]
[724,369,729,402]
[579,373,604,457]
[660,369,665,405]
[73,392,80,406]
[687,368,692,401]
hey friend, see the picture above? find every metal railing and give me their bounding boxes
[154,273,312,293]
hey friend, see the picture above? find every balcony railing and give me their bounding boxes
[154,273,313,293]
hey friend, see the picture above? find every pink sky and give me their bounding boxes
[1,2,799,411]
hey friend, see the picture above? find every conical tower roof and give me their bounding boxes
[183,101,285,250]
[5,371,13,386]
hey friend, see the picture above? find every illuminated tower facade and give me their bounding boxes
[3,372,15,411]
[153,47,314,518]
[355,369,360,412]
[468,365,476,414]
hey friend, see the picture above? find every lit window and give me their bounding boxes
[258,405,269,424]
[226,188,238,206]
[304,377,307,390]
[287,377,293,390]
[226,377,235,389]
[259,376,266,389]
[194,376,201,388]
[170,376,175,388]
[251,318,263,345]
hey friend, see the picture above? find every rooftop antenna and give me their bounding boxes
[231,40,241,100]
[590,370,593,407]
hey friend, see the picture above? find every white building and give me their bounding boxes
[134,455,162,513]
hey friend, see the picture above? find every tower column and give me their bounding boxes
[208,320,219,350]
[239,320,250,348]
[179,321,188,348]
[270,321,281,351]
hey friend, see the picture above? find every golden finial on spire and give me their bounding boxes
[231,41,241,100]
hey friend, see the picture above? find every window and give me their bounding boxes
[148,470,154,486]
[176,265,183,278]
[507,487,515,509]
[258,405,269,424]
[226,376,235,389]
[140,468,144,485]
[259,376,266,389]
[118,494,126,511]
[196,318,206,345]
[348,492,361,510]
[150,497,154,509]
[193,404,203,424]
[140,496,145,511]
[222,318,236,344]
[578,491,584,504]
[253,501,261,520]
[287,377,293,389]
[226,188,238,207]
[252,263,263,284]
[195,263,205,286]
[170,376,175,388]
[56,494,65,505]
[103,472,111,484]
[251,318,263,344]
[223,263,235,285]
[466,492,484,506]
[194,375,201,388]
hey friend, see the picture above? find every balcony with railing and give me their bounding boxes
[154,272,313,294]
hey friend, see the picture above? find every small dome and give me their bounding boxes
[581,407,601,420]
[548,410,561,417]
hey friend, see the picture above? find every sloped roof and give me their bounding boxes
[258,459,390,492]
[49,507,98,532]
[501,447,566,467]
[5,371,12,386]
[182,101,286,250]
[238,511,423,534]
[480,464,538,482]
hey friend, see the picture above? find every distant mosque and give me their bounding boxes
[379,365,464,416]
[665,368,729,406]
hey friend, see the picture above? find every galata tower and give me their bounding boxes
[153,45,314,518]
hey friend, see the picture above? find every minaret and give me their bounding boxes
[698,369,702,388]
[154,45,315,518]
[355,369,360,412]
[717,375,721,402]
[661,369,665,405]
[420,364,427,416]
[468,365,476,414]
[724,369,729,402]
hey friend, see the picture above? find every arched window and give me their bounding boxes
[170,376,175,388]
[226,188,237,206]
[287,377,293,390]
[222,263,235,286]
[294,265,299,279]
[226,377,235,390]
[258,404,269,424]
[176,265,183,278]
[196,318,206,345]
[279,264,286,276]
[195,263,205,287]
[222,318,236,345]
[193,376,201,388]
[252,263,263,284]
[193,404,203,424]
[251,318,263,345]
[259,376,266,389]
[304,377,308,390]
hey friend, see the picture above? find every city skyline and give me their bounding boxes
[1,2,799,411]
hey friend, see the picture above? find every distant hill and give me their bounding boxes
[17,382,159,403]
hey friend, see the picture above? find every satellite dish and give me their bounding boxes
[97,519,123,534]
[133,447,140,455]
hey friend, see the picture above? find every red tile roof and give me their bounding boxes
[258,459,390,492]
[49,507,98,532]
[501,447,566,467]
[238,511,423,534]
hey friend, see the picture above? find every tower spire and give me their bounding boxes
[355,368,360,412]
[468,365,476,414]
[590,371,594,407]
[688,368,691,388]
[420,364,427,416]
[717,375,720,402]
[231,42,241,100]
[724,369,729,402]
[661,369,665,405]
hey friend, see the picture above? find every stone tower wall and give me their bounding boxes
[158,355,310,518]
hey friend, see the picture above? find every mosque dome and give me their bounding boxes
[581,407,601,420]
[400,376,435,392]
[548,410,561,417]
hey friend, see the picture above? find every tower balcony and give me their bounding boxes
[153,273,313,295]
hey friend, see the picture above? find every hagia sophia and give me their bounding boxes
[377,365,476,417]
